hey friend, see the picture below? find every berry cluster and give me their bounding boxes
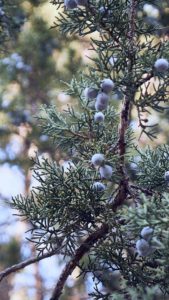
[136,226,154,257]
[1,53,32,73]
[91,153,113,192]
[84,79,114,192]
[84,78,114,123]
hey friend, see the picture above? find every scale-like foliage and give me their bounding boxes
[10,0,169,299]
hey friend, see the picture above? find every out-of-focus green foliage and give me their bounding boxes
[0,238,21,269]
[0,0,84,170]
[0,0,85,298]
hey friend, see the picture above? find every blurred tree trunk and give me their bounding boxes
[0,278,11,300]
[25,167,44,300]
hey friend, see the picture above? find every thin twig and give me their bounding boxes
[0,249,57,282]
[69,129,89,140]
[130,184,153,196]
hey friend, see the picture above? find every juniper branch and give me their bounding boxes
[130,184,153,196]
[113,0,137,211]
[50,223,109,300]
[49,1,139,299]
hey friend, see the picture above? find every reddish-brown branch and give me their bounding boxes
[112,0,137,210]
[50,223,109,300]
[112,99,130,210]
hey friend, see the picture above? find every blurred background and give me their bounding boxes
[0,1,169,299]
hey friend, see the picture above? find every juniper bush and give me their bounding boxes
[9,1,169,299]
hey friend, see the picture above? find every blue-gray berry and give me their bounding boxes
[92,182,106,192]
[99,6,106,14]
[0,8,4,16]
[76,0,88,6]
[95,93,109,111]
[164,171,169,182]
[154,58,169,72]
[141,226,153,242]
[84,87,98,99]
[91,153,104,166]
[101,79,114,93]
[64,0,77,9]
[94,112,105,123]
[99,165,113,179]
[136,239,151,257]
